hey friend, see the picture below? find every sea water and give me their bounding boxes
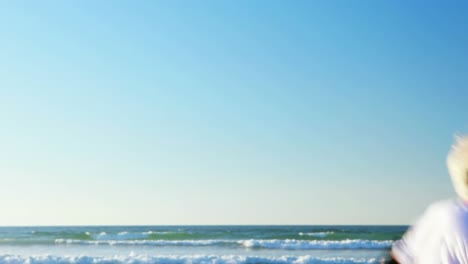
[0,226,406,263]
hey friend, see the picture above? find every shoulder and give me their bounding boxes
[423,199,459,220]
[428,198,460,210]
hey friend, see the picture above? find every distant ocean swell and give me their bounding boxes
[26,230,402,241]
[54,238,393,249]
[0,254,383,264]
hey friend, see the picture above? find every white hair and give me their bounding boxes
[447,135,468,201]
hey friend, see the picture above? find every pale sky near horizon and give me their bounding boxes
[0,0,467,226]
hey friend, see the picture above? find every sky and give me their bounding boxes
[0,0,467,226]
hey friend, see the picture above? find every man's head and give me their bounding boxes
[447,135,468,201]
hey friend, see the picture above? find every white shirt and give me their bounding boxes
[392,199,468,264]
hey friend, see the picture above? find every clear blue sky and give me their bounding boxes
[0,0,467,225]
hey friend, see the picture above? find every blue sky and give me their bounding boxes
[0,0,467,225]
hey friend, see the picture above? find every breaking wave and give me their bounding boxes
[298,232,334,238]
[55,239,393,249]
[0,254,384,264]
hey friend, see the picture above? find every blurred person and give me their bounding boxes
[388,135,468,263]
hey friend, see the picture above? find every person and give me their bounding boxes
[389,135,468,263]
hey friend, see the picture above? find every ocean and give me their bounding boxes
[0,226,406,263]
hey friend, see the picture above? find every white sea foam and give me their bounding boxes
[0,254,383,264]
[55,239,226,246]
[241,239,392,249]
[298,232,334,238]
[93,231,153,240]
[55,239,392,249]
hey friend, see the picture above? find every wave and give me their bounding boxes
[55,239,227,246]
[0,254,384,264]
[94,231,155,240]
[241,239,392,249]
[298,232,334,238]
[30,230,191,241]
[25,229,403,242]
[30,231,94,240]
[55,239,393,249]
